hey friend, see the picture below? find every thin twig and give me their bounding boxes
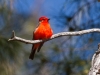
[8,28,100,44]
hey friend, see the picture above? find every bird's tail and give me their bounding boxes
[29,43,44,60]
[29,45,36,60]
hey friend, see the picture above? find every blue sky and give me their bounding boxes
[13,0,100,33]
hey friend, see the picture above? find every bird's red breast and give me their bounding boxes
[34,22,53,40]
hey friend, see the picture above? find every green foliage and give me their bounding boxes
[0,36,23,75]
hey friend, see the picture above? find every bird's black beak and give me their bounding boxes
[48,18,50,20]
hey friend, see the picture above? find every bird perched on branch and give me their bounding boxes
[29,16,53,60]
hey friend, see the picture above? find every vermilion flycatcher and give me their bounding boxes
[29,16,53,60]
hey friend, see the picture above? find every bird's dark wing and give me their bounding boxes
[37,42,44,52]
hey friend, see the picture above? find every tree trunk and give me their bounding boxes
[88,44,100,75]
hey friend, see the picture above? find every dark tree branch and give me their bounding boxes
[8,28,100,44]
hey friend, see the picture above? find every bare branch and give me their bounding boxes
[8,30,43,44]
[8,28,100,44]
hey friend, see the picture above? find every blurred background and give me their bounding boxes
[0,0,100,75]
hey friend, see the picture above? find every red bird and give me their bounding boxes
[29,16,53,60]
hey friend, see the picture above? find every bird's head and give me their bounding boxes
[39,16,50,22]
